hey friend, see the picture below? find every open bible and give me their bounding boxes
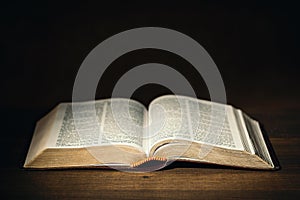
[24,95,279,170]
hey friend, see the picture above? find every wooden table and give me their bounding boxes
[1,138,299,199]
[1,108,299,199]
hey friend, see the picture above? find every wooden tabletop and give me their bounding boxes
[1,135,299,199]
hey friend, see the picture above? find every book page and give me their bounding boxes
[148,95,244,151]
[100,99,146,149]
[55,99,146,150]
[188,97,243,150]
[148,96,192,148]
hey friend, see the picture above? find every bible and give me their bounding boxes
[24,95,279,170]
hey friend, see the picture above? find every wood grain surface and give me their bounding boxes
[1,137,299,199]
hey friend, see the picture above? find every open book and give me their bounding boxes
[24,95,279,170]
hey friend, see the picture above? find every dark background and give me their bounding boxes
[0,0,300,195]
[1,1,299,134]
